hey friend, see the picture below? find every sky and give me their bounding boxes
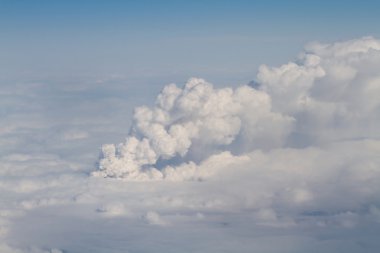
[1,1,380,253]
[1,0,380,84]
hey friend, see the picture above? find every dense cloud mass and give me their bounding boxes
[93,78,293,180]
[1,37,380,252]
[94,37,380,182]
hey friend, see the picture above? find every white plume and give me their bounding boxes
[93,78,292,179]
[94,37,380,180]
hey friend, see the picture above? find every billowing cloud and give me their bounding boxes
[93,78,293,179]
[94,37,380,182]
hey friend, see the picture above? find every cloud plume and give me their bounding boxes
[93,78,293,179]
[94,37,380,181]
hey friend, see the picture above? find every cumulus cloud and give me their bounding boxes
[94,37,380,182]
[93,78,293,180]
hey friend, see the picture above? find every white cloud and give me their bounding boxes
[0,244,62,253]
[1,37,380,252]
[143,211,169,226]
[96,202,131,217]
[94,78,293,179]
[61,130,89,141]
[94,37,380,184]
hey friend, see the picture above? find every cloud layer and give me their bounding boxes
[1,37,380,253]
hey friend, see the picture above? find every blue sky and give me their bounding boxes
[1,0,380,84]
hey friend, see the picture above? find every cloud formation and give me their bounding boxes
[94,37,380,182]
[2,37,380,253]
[93,78,293,179]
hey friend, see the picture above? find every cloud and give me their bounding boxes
[143,211,169,226]
[1,37,380,253]
[0,244,62,253]
[60,130,89,141]
[93,78,293,179]
[94,37,380,183]
[96,202,130,217]
[79,37,380,251]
